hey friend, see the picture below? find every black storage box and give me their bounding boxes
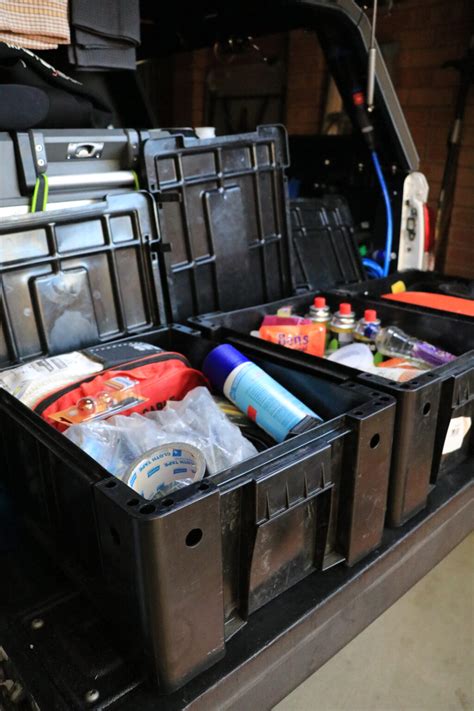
[333,268,474,319]
[0,190,395,691]
[139,127,474,528]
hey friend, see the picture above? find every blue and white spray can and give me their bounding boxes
[202,344,321,443]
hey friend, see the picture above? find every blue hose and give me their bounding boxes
[371,150,393,277]
[363,257,384,278]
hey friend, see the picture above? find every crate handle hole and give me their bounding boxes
[140,504,156,515]
[110,526,120,546]
[379,396,391,402]
[105,480,117,488]
[185,528,203,547]
[370,433,380,449]
[161,498,174,508]
[127,498,139,507]
[354,410,364,416]
[199,482,210,491]
[423,402,431,416]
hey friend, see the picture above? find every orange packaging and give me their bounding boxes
[259,323,326,357]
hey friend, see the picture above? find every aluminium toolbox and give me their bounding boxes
[0,191,395,691]
[0,129,142,214]
[138,125,474,528]
[0,127,184,215]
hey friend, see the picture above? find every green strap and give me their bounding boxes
[31,173,49,212]
[131,170,140,190]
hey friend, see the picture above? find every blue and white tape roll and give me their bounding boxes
[124,443,206,500]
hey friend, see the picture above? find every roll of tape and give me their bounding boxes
[124,442,206,500]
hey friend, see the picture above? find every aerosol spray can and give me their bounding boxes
[307,296,331,349]
[327,303,356,352]
[202,344,322,442]
[354,309,381,351]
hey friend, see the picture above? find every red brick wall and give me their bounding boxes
[285,30,326,134]
[282,3,473,277]
[145,3,473,277]
[376,0,473,277]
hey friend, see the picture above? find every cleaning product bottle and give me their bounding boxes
[202,344,322,443]
[354,309,381,351]
[327,303,356,352]
[375,326,456,367]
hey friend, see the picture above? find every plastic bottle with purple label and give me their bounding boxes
[375,326,456,368]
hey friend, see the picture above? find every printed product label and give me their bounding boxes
[328,326,354,352]
[126,444,205,499]
[0,352,103,408]
[48,376,148,426]
[223,362,317,443]
[442,416,472,455]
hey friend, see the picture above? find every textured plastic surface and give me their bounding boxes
[0,194,396,692]
[0,192,164,368]
[143,125,293,322]
[290,197,365,291]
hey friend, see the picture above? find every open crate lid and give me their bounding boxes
[0,191,165,368]
[144,125,293,322]
[290,196,365,292]
[143,124,366,323]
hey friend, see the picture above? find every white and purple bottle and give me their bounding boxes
[375,326,456,368]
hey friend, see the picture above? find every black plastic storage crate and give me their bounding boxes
[333,268,474,319]
[0,191,395,691]
[139,126,474,528]
[196,297,474,527]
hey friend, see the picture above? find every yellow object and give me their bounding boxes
[277,306,294,317]
[391,280,406,294]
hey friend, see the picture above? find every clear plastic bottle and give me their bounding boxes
[354,309,381,351]
[375,326,456,367]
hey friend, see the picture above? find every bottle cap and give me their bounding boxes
[339,302,352,316]
[364,309,377,322]
[314,296,326,308]
[202,344,249,393]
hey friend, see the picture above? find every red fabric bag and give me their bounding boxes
[35,351,207,431]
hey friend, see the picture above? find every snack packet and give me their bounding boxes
[259,316,325,357]
[375,357,428,383]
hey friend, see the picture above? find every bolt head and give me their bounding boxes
[31,618,44,630]
[85,689,100,703]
